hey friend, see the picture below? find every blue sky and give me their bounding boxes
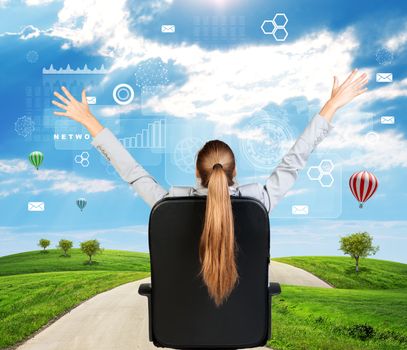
[0,0,406,263]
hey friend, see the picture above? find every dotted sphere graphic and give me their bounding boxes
[26,50,39,63]
[240,116,293,170]
[173,137,203,174]
[15,115,35,137]
[376,48,393,66]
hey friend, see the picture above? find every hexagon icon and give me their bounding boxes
[261,20,275,35]
[75,152,90,167]
[319,159,334,174]
[80,152,90,160]
[272,13,288,27]
[319,174,334,187]
[307,166,321,181]
[81,159,90,167]
[272,27,288,41]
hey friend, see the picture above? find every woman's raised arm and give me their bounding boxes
[264,70,368,212]
[52,87,168,207]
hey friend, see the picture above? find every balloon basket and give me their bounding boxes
[359,203,363,208]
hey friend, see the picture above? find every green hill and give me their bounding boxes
[269,286,407,350]
[273,256,407,289]
[0,249,150,349]
[268,256,407,350]
[0,248,150,276]
[2,251,407,350]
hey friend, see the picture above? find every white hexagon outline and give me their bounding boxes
[81,159,90,168]
[307,159,335,187]
[80,152,90,160]
[307,166,322,181]
[75,152,90,167]
[272,13,288,28]
[319,173,334,187]
[261,20,275,35]
[319,159,334,174]
[272,27,288,42]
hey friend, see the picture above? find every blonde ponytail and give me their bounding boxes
[196,144,239,307]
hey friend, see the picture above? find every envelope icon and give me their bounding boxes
[292,205,309,215]
[28,201,45,211]
[86,96,97,105]
[376,73,393,82]
[381,116,395,124]
[161,25,175,33]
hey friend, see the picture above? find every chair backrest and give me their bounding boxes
[148,196,270,349]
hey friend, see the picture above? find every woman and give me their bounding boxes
[52,69,368,306]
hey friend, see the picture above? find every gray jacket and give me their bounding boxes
[92,114,333,213]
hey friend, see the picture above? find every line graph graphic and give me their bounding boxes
[119,120,166,149]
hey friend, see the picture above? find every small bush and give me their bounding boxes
[346,324,375,341]
[57,239,73,257]
[80,239,103,264]
[38,239,50,252]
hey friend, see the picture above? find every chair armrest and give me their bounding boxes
[267,282,281,340]
[138,283,153,341]
[138,283,152,296]
[268,282,281,296]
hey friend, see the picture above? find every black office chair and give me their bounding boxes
[138,196,281,349]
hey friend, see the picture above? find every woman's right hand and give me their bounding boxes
[52,86,104,137]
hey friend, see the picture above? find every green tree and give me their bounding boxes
[339,232,379,272]
[80,239,103,264]
[38,238,50,252]
[57,239,73,257]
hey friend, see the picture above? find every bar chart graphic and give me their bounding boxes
[119,120,166,149]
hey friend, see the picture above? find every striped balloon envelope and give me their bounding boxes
[349,171,378,208]
[28,151,43,170]
[76,198,87,212]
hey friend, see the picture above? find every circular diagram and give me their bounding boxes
[26,50,39,63]
[173,137,203,174]
[376,48,393,66]
[113,83,135,105]
[239,114,294,170]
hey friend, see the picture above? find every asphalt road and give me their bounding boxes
[17,261,331,350]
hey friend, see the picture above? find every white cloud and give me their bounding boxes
[46,2,359,122]
[285,188,310,197]
[317,99,407,170]
[0,159,29,173]
[19,24,41,40]
[24,0,58,5]
[0,159,118,196]
[0,24,46,39]
[50,178,116,193]
[0,224,149,256]
[0,0,9,8]
[270,219,407,263]
[0,188,20,198]
[99,104,140,117]
[37,1,406,172]
[385,23,407,51]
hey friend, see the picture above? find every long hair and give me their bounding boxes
[196,140,239,307]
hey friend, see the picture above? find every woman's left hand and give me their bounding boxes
[320,69,368,122]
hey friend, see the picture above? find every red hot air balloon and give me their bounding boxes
[349,171,378,208]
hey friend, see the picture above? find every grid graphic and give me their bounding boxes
[119,120,165,149]
[192,15,245,42]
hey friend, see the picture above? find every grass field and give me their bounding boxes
[268,286,407,350]
[274,256,407,289]
[1,250,406,350]
[0,249,150,349]
[0,248,150,276]
[268,256,407,350]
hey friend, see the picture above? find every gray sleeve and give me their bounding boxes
[264,113,334,212]
[91,128,168,208]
